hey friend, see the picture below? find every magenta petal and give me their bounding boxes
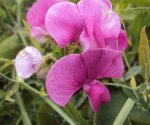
[81,49,124,80]
[118,29,128,51]
[105,29,128,51]
[77,0,104,50]
[78,0,112,50]
[83,80,110,112]
[100,10,121,38]
[99,0,112,13]
[26,0,66,28]
[78,0,102,36]
[46,54,86,106]
[105,37,118,50]
[79,30,98,50]
[30,27,47,42]
[45,2,83,48]
[78,0,112,32]
[15,46,42,78]
[93,22,105,48]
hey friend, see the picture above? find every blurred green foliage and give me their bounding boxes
[0,0,150,125]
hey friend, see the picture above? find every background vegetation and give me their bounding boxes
[0,0,150,125]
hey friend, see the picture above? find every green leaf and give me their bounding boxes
[129,12,150,53]
[0,89,6,99]
[0,35,24,59]
[113,98,135,125]
[124,66,141,81]
[132,12,150,38]
[95,88,128,125]
[129,106,150,125]
[37,102,60,125]
[138,26,150,83]
[0,8,7,19]
[123,88,139,102]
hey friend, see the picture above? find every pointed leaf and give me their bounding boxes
[138,26,150,82]
[0,35,24,59]
[129,106,150,125]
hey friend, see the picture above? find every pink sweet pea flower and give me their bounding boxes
[46,49,124,112]
[26,0,67,41]
[45,0,128,50]
[15,46,42,78]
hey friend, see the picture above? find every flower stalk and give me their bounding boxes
[15,90,32,125]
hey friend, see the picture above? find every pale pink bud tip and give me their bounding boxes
[15,46,42,78]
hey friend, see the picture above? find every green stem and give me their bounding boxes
[0,72,19,83]
[18,31,28,47]
[15,116,22,125]
[114,53,136,125]
[76,94,87,109]
[16,0,21,26]
[123,53,137,88]
[105,83,133,90]
[2,1,16,25]
[43,53,57,63]
[43,97,76,125]
[93,113,96,125]
[0,73,76,125]
[15,91,32,125]
[20,82,43,97]
[0,58,11,62]
[113,98,135,125]
[0,62,12,72]
[119,7,150,11]
[65,102,88,125]
[123,53,131,70]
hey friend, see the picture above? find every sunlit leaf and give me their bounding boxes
[113,98,135,125]
[138,26,150,83]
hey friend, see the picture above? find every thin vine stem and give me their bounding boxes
[18,31,28,47]
[119,7,150,11]
[0,73,76,125]
[123,53,131,70]
[105,83,133,90]
[15,90,32,125]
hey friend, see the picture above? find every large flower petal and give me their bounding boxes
[45,2,83,48]
[83,80,110,112]
[26,0,66,28]
[100,10,121,39]
[78,0,101,36]
[15,46,42,78]
[46,54,86,106]
[78,0,111,34]
[81,49,124,80]
[78,0,112,50]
